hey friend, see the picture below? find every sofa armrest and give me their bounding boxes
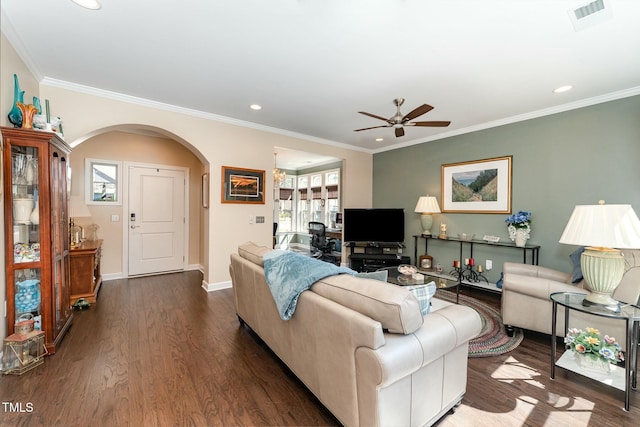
[356,303,482,388]
[504,262,572,283]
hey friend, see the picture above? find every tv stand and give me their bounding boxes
[346,242,410,272]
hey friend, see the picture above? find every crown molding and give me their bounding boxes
[40,77,371,154]
[373,85,640,153]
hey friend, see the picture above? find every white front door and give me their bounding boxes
[128,165,186,276]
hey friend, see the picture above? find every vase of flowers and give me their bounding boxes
[505,210,531,247]
[564,327,623,374]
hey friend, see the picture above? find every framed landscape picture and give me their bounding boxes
[221,166,265,204]
[441,156,512,213]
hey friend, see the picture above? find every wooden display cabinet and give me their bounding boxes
[2,127,73,354]
[69,239,103,304]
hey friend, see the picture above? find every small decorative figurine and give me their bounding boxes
[439,222,448,239]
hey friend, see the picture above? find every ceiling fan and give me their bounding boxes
[354,98,451,138]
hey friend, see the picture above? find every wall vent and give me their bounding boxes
[568,0,613,31]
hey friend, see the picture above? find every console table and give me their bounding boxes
[550,292,639,411]
[413,235,540,266]
[69,239,103,305]
[413,235,540,293]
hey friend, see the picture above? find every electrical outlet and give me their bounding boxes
[111,214,119,222]
[486,259,493,270]
[249,215,254,224]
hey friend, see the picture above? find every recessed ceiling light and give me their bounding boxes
[553,85,573,93]
[249,104,262,111]
[71,0,102,10]
[375,138,384,142]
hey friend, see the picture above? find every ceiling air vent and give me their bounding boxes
[568,0,613,31]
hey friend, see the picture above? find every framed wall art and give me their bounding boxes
[441,156,512,214]
[221,166,265,204]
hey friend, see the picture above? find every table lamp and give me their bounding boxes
[69,195,92,247]
[559,200,640,311]
[414,196,441,236]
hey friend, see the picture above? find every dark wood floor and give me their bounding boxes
[1,271,638,426]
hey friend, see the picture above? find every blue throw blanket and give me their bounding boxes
[263,250,355,320]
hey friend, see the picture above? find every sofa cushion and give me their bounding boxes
[311,274,424,334]
[405,282,437,315]
[238,241,271,266]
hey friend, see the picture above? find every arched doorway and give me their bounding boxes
[69,125,208,279]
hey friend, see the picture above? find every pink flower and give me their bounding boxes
[604,335,617,345]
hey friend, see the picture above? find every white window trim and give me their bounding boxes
[85,158,123,205]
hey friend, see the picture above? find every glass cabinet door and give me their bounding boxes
[11,145,41,262]
[14,268,42,330]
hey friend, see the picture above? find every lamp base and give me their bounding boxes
[420,214,434,236]
[581,247,625,313]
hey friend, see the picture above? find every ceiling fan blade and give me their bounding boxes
[402,104,434,122]
[358,111,390,122]
[409,121,451,127]
[354,125,390,132]
[395,127,405,138]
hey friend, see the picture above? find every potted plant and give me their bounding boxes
[505,210,531,247]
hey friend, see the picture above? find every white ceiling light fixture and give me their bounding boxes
[553,85,573,94]
[71,0,102,10]
[249,104,262,111]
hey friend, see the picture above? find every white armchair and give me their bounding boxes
[501,250,640,346]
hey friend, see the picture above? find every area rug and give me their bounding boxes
[435,291,524,357]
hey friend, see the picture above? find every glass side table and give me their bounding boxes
[550,292,640,411]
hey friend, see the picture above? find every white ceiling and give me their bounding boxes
[2,0,640,160]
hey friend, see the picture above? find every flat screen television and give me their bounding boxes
[343,208,405,243]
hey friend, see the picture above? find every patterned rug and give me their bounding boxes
[436,291,524,357]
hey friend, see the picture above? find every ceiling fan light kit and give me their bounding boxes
[355,98,451,138]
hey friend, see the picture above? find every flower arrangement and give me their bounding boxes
[564,327,624,364]
[505,210,531,241]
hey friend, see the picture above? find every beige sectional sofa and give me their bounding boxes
[229,242,482,427]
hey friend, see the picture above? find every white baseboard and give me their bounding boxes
[103,264,203,282]
[202,280,232,292]
[102,272,124,282]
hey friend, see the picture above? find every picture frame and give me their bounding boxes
[202,173,209,208]
[441,156,512,214]
[419,255,433,271]
[221,166,265,204]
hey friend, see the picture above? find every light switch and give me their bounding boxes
[111,214,120,222]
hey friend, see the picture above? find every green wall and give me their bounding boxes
[373,95,640,283]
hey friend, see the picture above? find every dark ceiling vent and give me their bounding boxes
[568,0,612,31]
[573,0,605,20]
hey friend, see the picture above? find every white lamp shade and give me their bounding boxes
[414,196,441,214]
[559,203,640,249]
[69,196,92,218]
[71,0,102,10]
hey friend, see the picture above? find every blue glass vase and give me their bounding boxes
[496,272,504,289]
[8,74,25,127]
